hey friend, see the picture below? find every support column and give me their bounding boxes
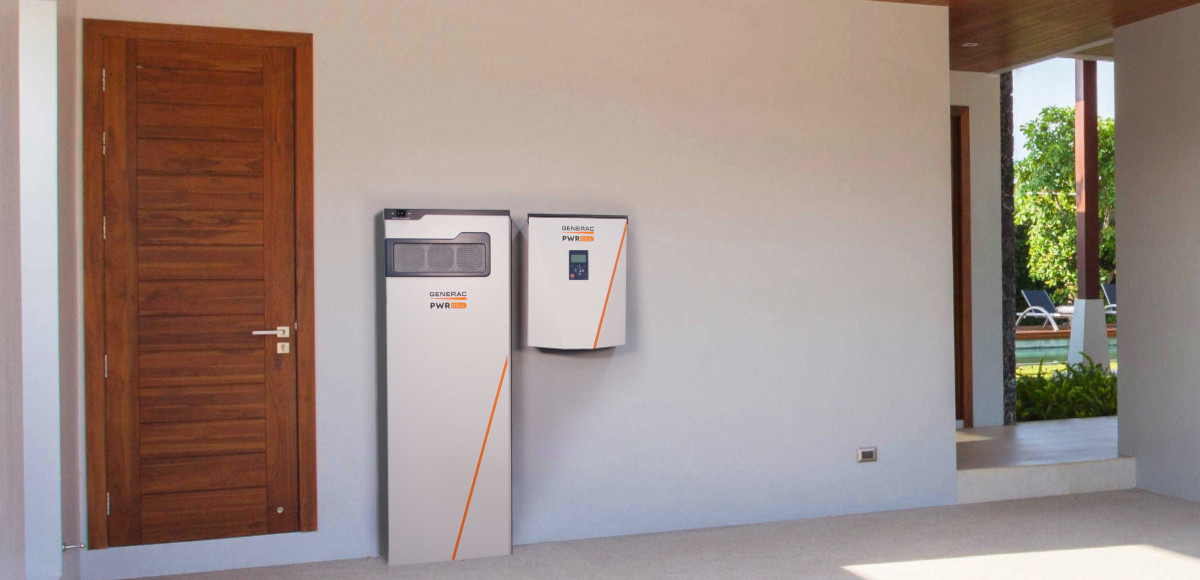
[1000,72,1017,425]
[1068,59,1109,367]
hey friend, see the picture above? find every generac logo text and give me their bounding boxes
[562,225,595,242]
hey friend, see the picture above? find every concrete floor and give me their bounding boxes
[956,416,1120,470]
[138,490,1200,580]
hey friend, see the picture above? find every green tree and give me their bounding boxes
[1015,106,1115,304]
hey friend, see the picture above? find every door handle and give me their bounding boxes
[252,326,291,338]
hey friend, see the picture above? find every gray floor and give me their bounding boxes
[140,489,1200,580]
[957,416,1120,470]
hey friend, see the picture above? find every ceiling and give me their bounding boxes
[875,0,1200,72]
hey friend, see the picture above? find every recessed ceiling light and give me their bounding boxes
[962,42,979,48]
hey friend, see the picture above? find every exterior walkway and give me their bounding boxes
[957,416,1120,470]
[135,490,1200,580]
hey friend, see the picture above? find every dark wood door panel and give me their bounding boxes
[137,39,264,72]
[141,488,269,544]
[137,67,263,107]
[138,175,264,211]
[139,125,264,143]
[141,419,267,459]
[141,453,267,495]
[86,21,315,548]
[140,384,266,423]
[138,139,264,175]
[138,210,264,246]
[139,103,263,131]
[139,314,265,350]
[140,349,266,387]
[139,280,265,316]
[139,246,264,280]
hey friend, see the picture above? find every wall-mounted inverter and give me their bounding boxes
[526,214,628,349]
[382,209,511,565]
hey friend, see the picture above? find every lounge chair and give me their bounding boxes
[1103,283,1117,315]
[1016,289,1073,331]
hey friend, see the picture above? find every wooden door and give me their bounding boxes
[951,106,974,428]
[84,20,315,548]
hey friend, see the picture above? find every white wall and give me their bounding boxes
[950,72,1004,428]
[1115,3,1200,502]
[67,1,955,578]
[1,0,28,577]
[21,1,63,578]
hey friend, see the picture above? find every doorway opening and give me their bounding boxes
[951,106,973,429]
[956,53,1129,505]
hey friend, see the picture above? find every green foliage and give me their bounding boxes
[1014,221,1043,300]
[1016,354,1118,422]
[1015,106,1116,304]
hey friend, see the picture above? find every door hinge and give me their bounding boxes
[102,131,106,156]
[103,354,108,379]
[102,216,107,240]
[101,67,106,92]
[106,493,111,516]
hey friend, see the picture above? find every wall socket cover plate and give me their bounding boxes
[857,447,877,463]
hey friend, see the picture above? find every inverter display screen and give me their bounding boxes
[569,250,588,280]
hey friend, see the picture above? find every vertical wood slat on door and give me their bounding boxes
[263,46,300,534]
[103,36,142,546]
[294,38,318,532]
[83,22,109,550]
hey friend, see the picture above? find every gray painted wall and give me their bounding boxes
[1115,3,1200,502]
[67,1,956,578]
[58,0,84,577]
[1,0,28,576]
[951,72,1004,428]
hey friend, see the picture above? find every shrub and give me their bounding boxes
[1016,354,1117,422]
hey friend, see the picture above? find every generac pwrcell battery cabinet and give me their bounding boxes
[381,209,511,565]
[525,214,628,349]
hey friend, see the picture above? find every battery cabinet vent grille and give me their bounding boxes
[427,245,455,270]
[391,242,488,274]
[394,244,427,272]
[456,244,485,272]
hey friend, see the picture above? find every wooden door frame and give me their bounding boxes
[82,19,316,549]
[951,105,974,428]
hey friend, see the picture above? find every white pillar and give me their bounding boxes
[19,2,60,578]
[1068,299,1109,368]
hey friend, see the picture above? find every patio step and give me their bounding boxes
[957,456,1136,504]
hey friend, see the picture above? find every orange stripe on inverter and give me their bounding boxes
[593,222,627,349]
[452,357,508,561]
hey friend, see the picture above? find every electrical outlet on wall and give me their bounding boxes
[857,447,878,463]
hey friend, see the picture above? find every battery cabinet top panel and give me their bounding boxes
[525,214,628,349]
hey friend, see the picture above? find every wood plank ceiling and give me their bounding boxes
[875,0,1200,72]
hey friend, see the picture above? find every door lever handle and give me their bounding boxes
[252,326,291,338]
